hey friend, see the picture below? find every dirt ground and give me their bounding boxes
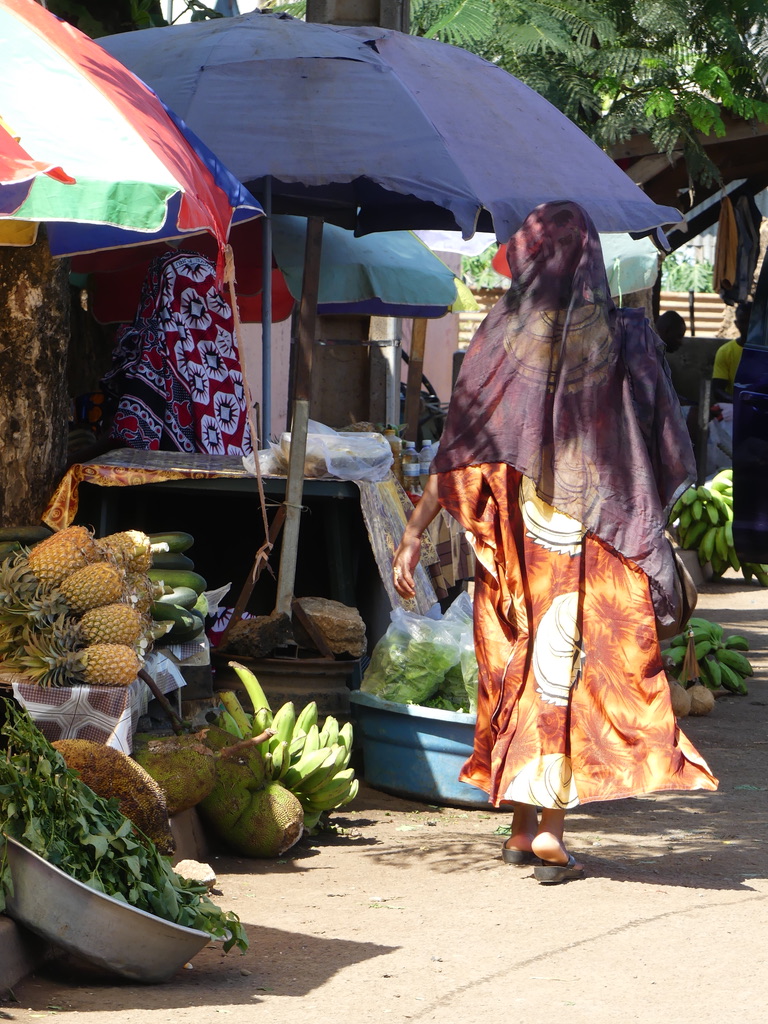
[2,574,768,1024]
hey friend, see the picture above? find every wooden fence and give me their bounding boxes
[458,288,730,348]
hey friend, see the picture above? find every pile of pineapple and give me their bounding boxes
[0,526,168,687]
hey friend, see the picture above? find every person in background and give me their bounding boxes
[655,309,687,355]
[392,201,717,885]
[712,300,752,404]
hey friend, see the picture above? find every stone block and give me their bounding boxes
[292,596,367,658]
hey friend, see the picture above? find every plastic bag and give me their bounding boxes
[241,448,283,476]
[434,592,478,713]
[277,431,392,481]
[242,419,393,481]
[361,607,461,705]
[361,593,479,711]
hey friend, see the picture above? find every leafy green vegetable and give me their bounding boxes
[362,628,456,704]
[361,601,479,710]
[0,699,247,953]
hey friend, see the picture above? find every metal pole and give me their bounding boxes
[261,177,273,441]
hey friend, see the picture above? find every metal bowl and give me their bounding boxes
[3,837,211,983]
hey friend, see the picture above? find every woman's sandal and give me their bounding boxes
[533,852,585,885]
[501,843,539,866]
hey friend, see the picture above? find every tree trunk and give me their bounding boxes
[0,239,70,526]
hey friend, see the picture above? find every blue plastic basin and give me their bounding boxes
[349,691,490,808]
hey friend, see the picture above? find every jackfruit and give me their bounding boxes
[198,727,303,858]
[219,782,304,858]
[132,731,218,816]
[52,738,175,855]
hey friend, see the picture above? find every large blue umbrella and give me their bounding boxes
[100,11,681,240]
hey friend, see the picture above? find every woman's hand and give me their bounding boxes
[392,532,421,600]
[391,473,442,600]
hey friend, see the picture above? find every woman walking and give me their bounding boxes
[392,201,717,884]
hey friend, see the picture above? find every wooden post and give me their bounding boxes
[274,216,324,615]
[403,317,428,443]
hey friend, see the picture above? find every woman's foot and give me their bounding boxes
[531,831,584,883]
[501,803,539,865]
[502,836,537,865]
[530,831,571,864]
[533,852,585,885]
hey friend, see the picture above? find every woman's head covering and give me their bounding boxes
[433,200,695,628]
[103,250,252,456]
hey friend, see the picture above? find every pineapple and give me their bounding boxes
[124,572,164,614]
[19,631,142,687]
[0,621,24,660]
[0,553,68,627]
[27,526,101,586]
[96,530,157,574]
[59,562,125,615]
[79,603,144,647]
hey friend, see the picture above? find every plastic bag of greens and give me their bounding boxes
[361,606,460,705]
[435,592,478,712]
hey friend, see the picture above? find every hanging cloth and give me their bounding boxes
[713,195,738,301]
[723,194,762,305]
[102,250,252,456]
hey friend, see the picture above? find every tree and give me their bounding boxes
[410,1,768,191]
[0,239,70,525]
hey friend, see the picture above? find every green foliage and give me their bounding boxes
[0,700,248,952]
[660,253,714,293]
[412,1,768,193]
[461,245,508,290]
[411,0,496,46]
[260,1,307,15]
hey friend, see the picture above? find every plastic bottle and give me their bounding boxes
[419,440,434,492]
[383,427,403,486]
[401,440,422,497]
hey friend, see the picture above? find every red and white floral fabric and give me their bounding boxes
[103,250,252,456]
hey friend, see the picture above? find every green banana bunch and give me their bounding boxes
[664,617,753,695]
[671,481,735,572]
[740,562,768,587]
[215,661,359,829]
[670,472,768,582]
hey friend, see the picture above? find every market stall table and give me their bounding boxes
[0,650,185,753]
[44,449,471,639]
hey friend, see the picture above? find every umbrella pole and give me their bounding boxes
[261,177,273,440]
[403,317,428,443]
[274,216,324,615]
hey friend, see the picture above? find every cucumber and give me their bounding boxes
[192,592,209,618]
[147,568,207,595]
[0,540,22,561]
[0,525,53,543]
[148,531,195,553]
[150,601,204,642]
[155,586,199,610]
[151,551,195,571]
[164,619,206,643]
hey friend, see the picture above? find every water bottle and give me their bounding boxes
[419,440,434,491]
[402,440,421,496]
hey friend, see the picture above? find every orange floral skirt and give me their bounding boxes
[437,464,717,808]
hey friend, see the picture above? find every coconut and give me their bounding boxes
[688,683,715,716]
[668,679,692,717]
